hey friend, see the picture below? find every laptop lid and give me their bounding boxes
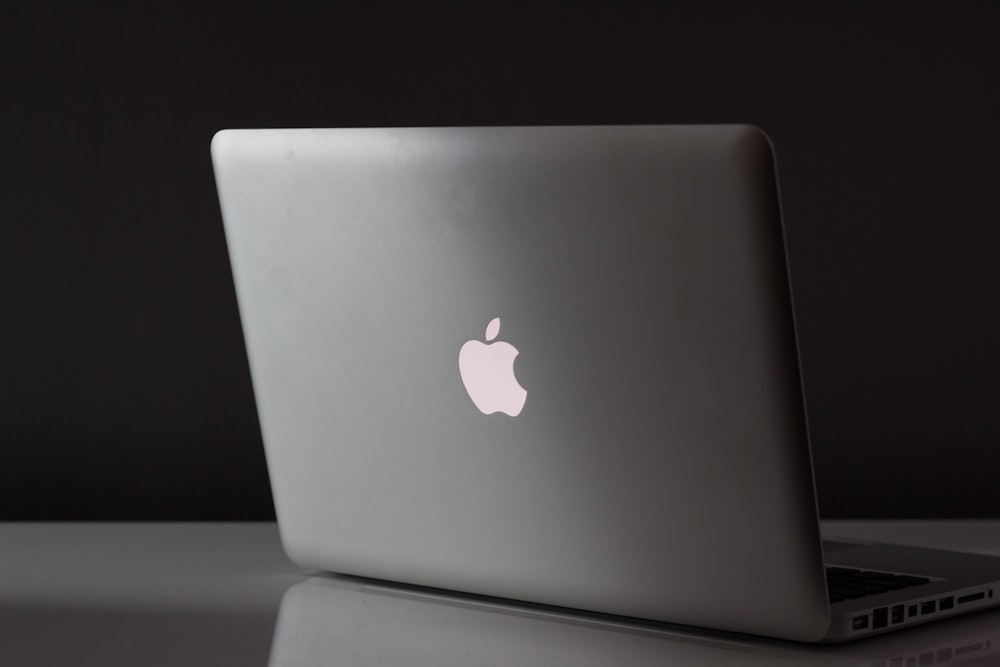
[211,125,829,641]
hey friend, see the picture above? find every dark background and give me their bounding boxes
[3,2,998,520]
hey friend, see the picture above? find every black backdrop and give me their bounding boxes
[3,2,998,520]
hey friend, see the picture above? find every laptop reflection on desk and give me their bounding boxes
[268,575,1000,667]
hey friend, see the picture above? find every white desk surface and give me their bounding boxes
[2,521,999,665]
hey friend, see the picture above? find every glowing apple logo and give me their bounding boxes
[458,317,527,416]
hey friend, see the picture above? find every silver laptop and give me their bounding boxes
[211,125,1000,642]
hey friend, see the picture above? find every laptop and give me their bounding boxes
[211,125,1000,642]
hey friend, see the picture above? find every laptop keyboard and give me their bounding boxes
[826,566,930,603]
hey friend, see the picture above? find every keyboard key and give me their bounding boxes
[826,566,931,604]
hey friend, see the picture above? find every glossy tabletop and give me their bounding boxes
[3,521,1000,665]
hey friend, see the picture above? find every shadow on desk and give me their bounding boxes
[1,602,275,667]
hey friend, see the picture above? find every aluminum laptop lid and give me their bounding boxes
[211,125,829,641]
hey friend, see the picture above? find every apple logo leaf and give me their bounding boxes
[485,317,501,342]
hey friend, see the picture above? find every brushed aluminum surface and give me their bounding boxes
[211,125,829,640]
